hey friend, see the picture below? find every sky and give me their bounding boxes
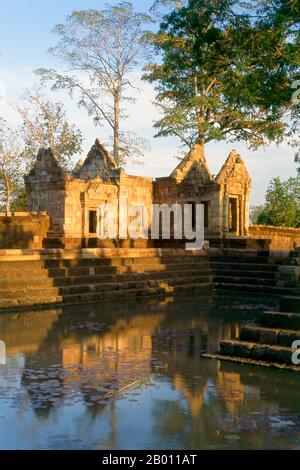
[0,0,298,205]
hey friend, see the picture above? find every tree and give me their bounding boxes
[258,0,300,24]
[151,0,186,14]
[144,0,300,158]
[10,185,27,212]
[37,2,152,165]
[257,0,300,172]
[16,88,83,170]
[256,176,300,228]
[250,205,269,224]
[0,120,24,213]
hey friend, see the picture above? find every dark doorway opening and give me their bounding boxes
[89,210,97,234]
[229,198,238,233]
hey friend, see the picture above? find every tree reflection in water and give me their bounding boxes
[1,292,300,449]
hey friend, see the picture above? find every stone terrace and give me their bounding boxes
[0,247,297,311]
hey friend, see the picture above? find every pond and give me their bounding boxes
[1,291,300,450]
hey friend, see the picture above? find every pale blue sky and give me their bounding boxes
[0,0,298,205]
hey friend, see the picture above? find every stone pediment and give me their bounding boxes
[216,150,251,187]
[74,139,117,180]
[183,160,213,184]
[26,148,66,182]
[170,144,213,184]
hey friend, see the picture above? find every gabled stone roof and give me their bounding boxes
[25,148,66,182]
[74,139,117,180]
[170,144,213,184]
[215,149,251,186]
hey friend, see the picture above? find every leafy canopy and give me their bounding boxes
[17,88,83,170]
[0,119,24,213]
[144,0,300,158]
[37,2,152,165]
[254,176,300,228]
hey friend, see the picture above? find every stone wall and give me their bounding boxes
[154,148,251,239]
[0,213,50,249]
[25,143,252,248]
[25,148,67,234]
[250,225,300,250]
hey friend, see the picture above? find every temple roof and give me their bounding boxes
[25,148,66,182]
[170,144,213,184]
[74,139,117,180]
[216,149,251,186]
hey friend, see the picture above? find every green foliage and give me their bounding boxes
[37,2,152,165]
[255,176,300,227]
[257,210,273,225]
[17,89,83,171]
[151,0,187,14]
[250,205,269,224]
[260,0,300,171]
[0,119,24,213]
[10,185,27,212]
[144,0,300,157]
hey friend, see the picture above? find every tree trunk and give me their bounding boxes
[196,137,205,160]
[113,94,120,165]
[5,190,10,214]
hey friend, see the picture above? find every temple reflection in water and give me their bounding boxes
[1,292,300,450]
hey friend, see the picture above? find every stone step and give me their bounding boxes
[280,296,300,314]
[214,282,293,295]
[0,260,208,280]
[214,276,277,286]
[240,325,300,347]
[213,270,276,279]
[0,273,211,306]
[0,260,44,271]
[0,277,55,289]
[0,281,211,310]
[0,294,63,309]
[261,311,300,330]
[61,281,212,305]
[42,255,207,269]
[0,268,50,280]
[46,261,209,279]
[211,256,271,264]
[51,268,212,287]
[56,274,212,296]
[281,258,300,266]
[0,286,60,299]
[219,340,294,365]
[211,262,278,272]
[0,256,207,271]
[289,251,300,259]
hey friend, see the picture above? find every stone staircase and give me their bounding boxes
[202,247,300,371]
[0,247,297,311]
[219,311,300,368]
[0,249,212,310]
[203,296,300,371]
[211,250,293,295]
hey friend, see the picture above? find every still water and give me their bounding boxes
[1,291,300,450]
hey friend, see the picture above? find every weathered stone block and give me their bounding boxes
[259,328,278,345]
[278,330,300,347]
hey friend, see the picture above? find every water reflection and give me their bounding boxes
[1,292,300,449]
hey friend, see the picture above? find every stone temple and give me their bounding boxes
[25,139,251,248]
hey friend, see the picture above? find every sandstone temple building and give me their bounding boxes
[24,139,251,248]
